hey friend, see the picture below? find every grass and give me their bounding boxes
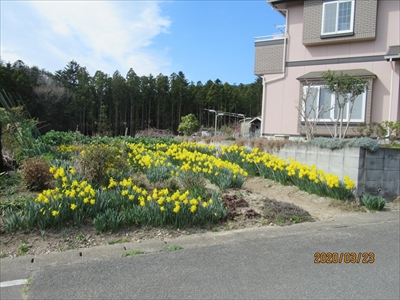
[0,252,7,259]
[261,220,269,226]
[121,250,146,257]
[109,238,130,245]
[161,245,183,252]
[18,244,32,256]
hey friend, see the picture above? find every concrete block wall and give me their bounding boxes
[358,148,400,200]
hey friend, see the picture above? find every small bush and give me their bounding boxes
[41,130,89,146]
[20,157,53,190]
[361,194,386,211]
[76,144,129,187]
[180,172,207,199]
[310,137,379,152]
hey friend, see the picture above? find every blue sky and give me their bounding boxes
[1,0,284,85]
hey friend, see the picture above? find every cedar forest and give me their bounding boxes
[0,59,262,136]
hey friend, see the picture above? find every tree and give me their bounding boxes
[177,114,200,136]
[155,74,170,129]
[125,69,141,135]
[33,74,71,131]
[322,71,369,139]
[93,70,110,131]
[111,71,127,135]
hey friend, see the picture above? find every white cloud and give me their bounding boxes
[2,1,172,77]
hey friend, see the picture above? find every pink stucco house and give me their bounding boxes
[255,0,400,138]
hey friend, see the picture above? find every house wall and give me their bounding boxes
[261,0,400,137]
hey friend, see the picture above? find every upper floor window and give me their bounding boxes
[321,0,355,36]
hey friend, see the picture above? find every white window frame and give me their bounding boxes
[302,85,366,123]
[321,0,355,36]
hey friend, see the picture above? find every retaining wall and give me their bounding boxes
[209,141,400,200]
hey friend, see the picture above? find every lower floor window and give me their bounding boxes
[303,85,366,122]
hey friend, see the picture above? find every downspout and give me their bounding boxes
[260,7,288,137]
[388,58,394,122]
[384,58,395,139]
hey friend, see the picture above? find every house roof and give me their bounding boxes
[296,69,377,81]
[267,0,299,14]
[384,45,400,61]
[249,117,261,124]
[268,0,298,4]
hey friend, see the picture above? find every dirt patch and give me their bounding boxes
[243,177,369,221]
[1,177,398,258]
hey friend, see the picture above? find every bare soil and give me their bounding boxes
[1,177,399,259]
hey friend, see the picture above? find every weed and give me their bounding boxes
[122,250,145,257]
[362,194,386,211]
[289,216,302,223]
[263,198,313,225]
[0,252,7,259]
[211,228,220,232]
[62,229,68,242]
[275,217,286,224]
[77,234,86,242]
[161,245,183,252]
[22,278,32,295]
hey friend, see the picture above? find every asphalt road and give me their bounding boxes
[1,211,399,299]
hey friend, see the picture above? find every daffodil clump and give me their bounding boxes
[220,145,355,200]
[31,166,98,229]
[94,177,226,231]
[126,142,247,190]
[165,143,247,190]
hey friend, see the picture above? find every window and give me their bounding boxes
[321,0,355,36]
[303,85,366,122]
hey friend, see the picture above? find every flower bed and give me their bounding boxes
[2,139,355,234]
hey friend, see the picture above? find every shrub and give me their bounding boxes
[20,157,53,190]
[361,194,386,211]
